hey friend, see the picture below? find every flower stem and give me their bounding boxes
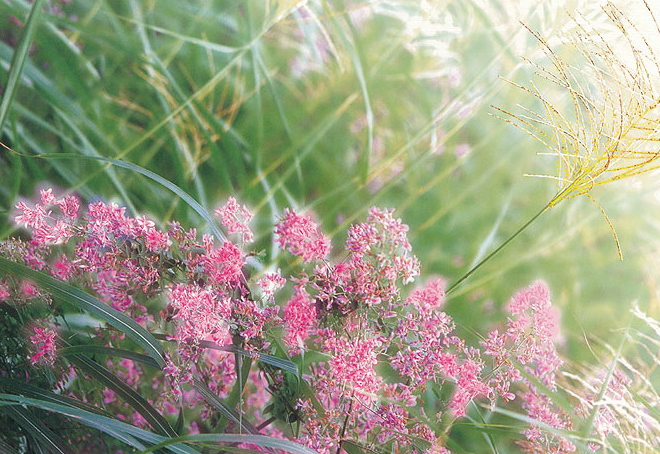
[446,203,550,295]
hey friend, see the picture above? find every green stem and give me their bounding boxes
[446,203,550,295]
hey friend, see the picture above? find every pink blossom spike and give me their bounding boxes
[57,194,81,219]
[283,289,316,352]
[29,326,57,366]
[40,188,57,206]
[205,241,244,286]
[0,283,10,301]
[215,197,254,242]
[257,270,286,299]
[15,201,49,230]
[274,208,331,262]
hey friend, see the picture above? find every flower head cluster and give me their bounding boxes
[168,283,231,346]
[274,208,331,262]
[282,288,316,352]
[482,281,573,453]
[257,270,286,300]
[15,189,79,245]
[28,326,57,366]
[215,196,253,242]
[5,189,579,454]
[282,212,454,452]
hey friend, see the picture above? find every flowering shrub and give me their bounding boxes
[0,188,627,453]
[4,1,660,452]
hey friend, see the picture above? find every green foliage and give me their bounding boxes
[2,0,660,452]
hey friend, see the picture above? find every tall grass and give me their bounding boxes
[1,0,660,453]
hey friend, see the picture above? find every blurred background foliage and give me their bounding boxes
[2,0,660,447]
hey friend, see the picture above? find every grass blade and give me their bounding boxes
[0,377,113,418]
[0,394,200,454]
[0,437,20,454]
[0,0,44,133]
[135,433,318,454]
[191,378,258,435]
[0,257,166,367]
[0,405,72,454]
[59,345,161,369]
[154,334,299,377]
[64,353,177,437]
[197,340,299,378]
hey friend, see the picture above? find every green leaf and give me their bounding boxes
[341,440,380,454]
[174,407,185,436]
[0,257,166,367]
[0,394,200,454]
[0,405,73,454]
[0,437,20,454]
[198,340,299,378]
[59,345,161,369]
[191,378,258,435]
[0,376,113,418]
[492,406,594,452]
[155,334,299,378]
[0,0,44,133]
[135,434,318,454]
[64,353,177,438]
[225,352,252,414]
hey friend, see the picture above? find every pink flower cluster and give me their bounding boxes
[274,208,331,262]
[15,188,79,244]
[215,196,253,243]
[482,281,573,453]
[5,188,588,453]
[29,326,57,366]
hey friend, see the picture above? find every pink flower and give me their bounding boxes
[215,197,253,242]
[232,297,279,343]
[15,201,49,230]
[407,277,446,310]
[20,281,40,299]
[57,194,80,219]
[51,255,74,281]
[0,284,9,301]
[345,221,379,255]
[257,270,286,299]
[132,411,147,428]
[188,421,200,435]
[103,389,117,404]
[29,326,57,365]
[40,188,57,206]
[283,289,316,352]
[426,442,451,454]
[33,220,73,245]
[205,241,244,286]
[364,207,411,251]
[326,331,382,398]
[168,284,231,345]
[86,200,129,246]
[274,209,331,262]
[14,190,80,245]
[145,228,170,252]
[482,281,573,452]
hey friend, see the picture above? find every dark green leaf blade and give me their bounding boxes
[59,345,160,369]
[0,257,165,367]
[0,0,44,133]
[0,394,200,454]
[0,376,113,418]
[0,405,72,454]
[64,353,177,438]
[136,434,318,454]
[191,378,259,435]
